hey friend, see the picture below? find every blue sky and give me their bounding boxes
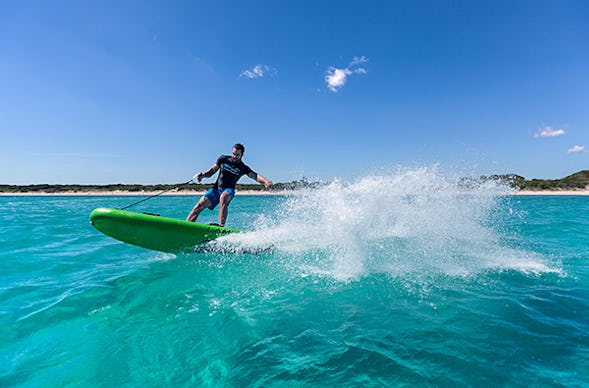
[1,1,587,184]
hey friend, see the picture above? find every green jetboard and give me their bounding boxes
[89,207,240,253]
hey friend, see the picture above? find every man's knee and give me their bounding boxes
[196,197,211,210]
[219,192,232,205]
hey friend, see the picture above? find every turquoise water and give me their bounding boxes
[1,173,588,386]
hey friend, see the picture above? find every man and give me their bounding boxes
[186,143,272,226]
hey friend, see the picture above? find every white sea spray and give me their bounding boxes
[212,167,553,280]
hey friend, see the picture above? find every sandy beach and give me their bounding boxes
[510,190,589,196]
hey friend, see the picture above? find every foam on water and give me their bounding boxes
[211,167,554,280]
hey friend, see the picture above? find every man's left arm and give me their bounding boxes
[247,172,273,189]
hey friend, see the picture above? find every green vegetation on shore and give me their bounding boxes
[481,170,589,190]
[0,178,317,194]
[466,170,588,190]
[516,170,589,190]
[1,171,588,193]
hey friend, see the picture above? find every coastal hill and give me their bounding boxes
[1,171,588,193]
[517,170,589,190]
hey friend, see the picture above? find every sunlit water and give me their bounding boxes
[1,168,588,386]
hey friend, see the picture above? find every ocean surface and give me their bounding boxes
[2,172,588,387]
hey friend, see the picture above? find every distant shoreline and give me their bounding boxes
[2,171,588,196]
[1,189,588,196]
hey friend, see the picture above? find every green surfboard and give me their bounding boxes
[89,207,240,253]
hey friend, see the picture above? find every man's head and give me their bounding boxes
[232,143,245,161]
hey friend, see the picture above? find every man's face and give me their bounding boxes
[231,147,243,162]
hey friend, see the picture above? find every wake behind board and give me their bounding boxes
[89,207,240,253]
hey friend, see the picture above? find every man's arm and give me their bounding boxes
[192,163,220,182]
[247,171,273,189]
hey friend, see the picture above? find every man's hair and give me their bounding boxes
[233,143,245,153]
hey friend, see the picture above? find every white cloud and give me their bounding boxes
[325,56,368,92]
[567,145,586,154]
[326,67,352,92]
[534,126,566,138]
[350,56,368,66]
[240,64,276,79]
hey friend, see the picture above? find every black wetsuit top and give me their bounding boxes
[213,155,255,190]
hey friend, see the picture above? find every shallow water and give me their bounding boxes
[1,171,588,386]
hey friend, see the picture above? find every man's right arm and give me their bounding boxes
[193,163,220,182]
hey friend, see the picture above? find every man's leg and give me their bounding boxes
[218,191,233,226]
[186,196,212,222]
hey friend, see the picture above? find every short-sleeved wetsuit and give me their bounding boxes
[213,155,255,190]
